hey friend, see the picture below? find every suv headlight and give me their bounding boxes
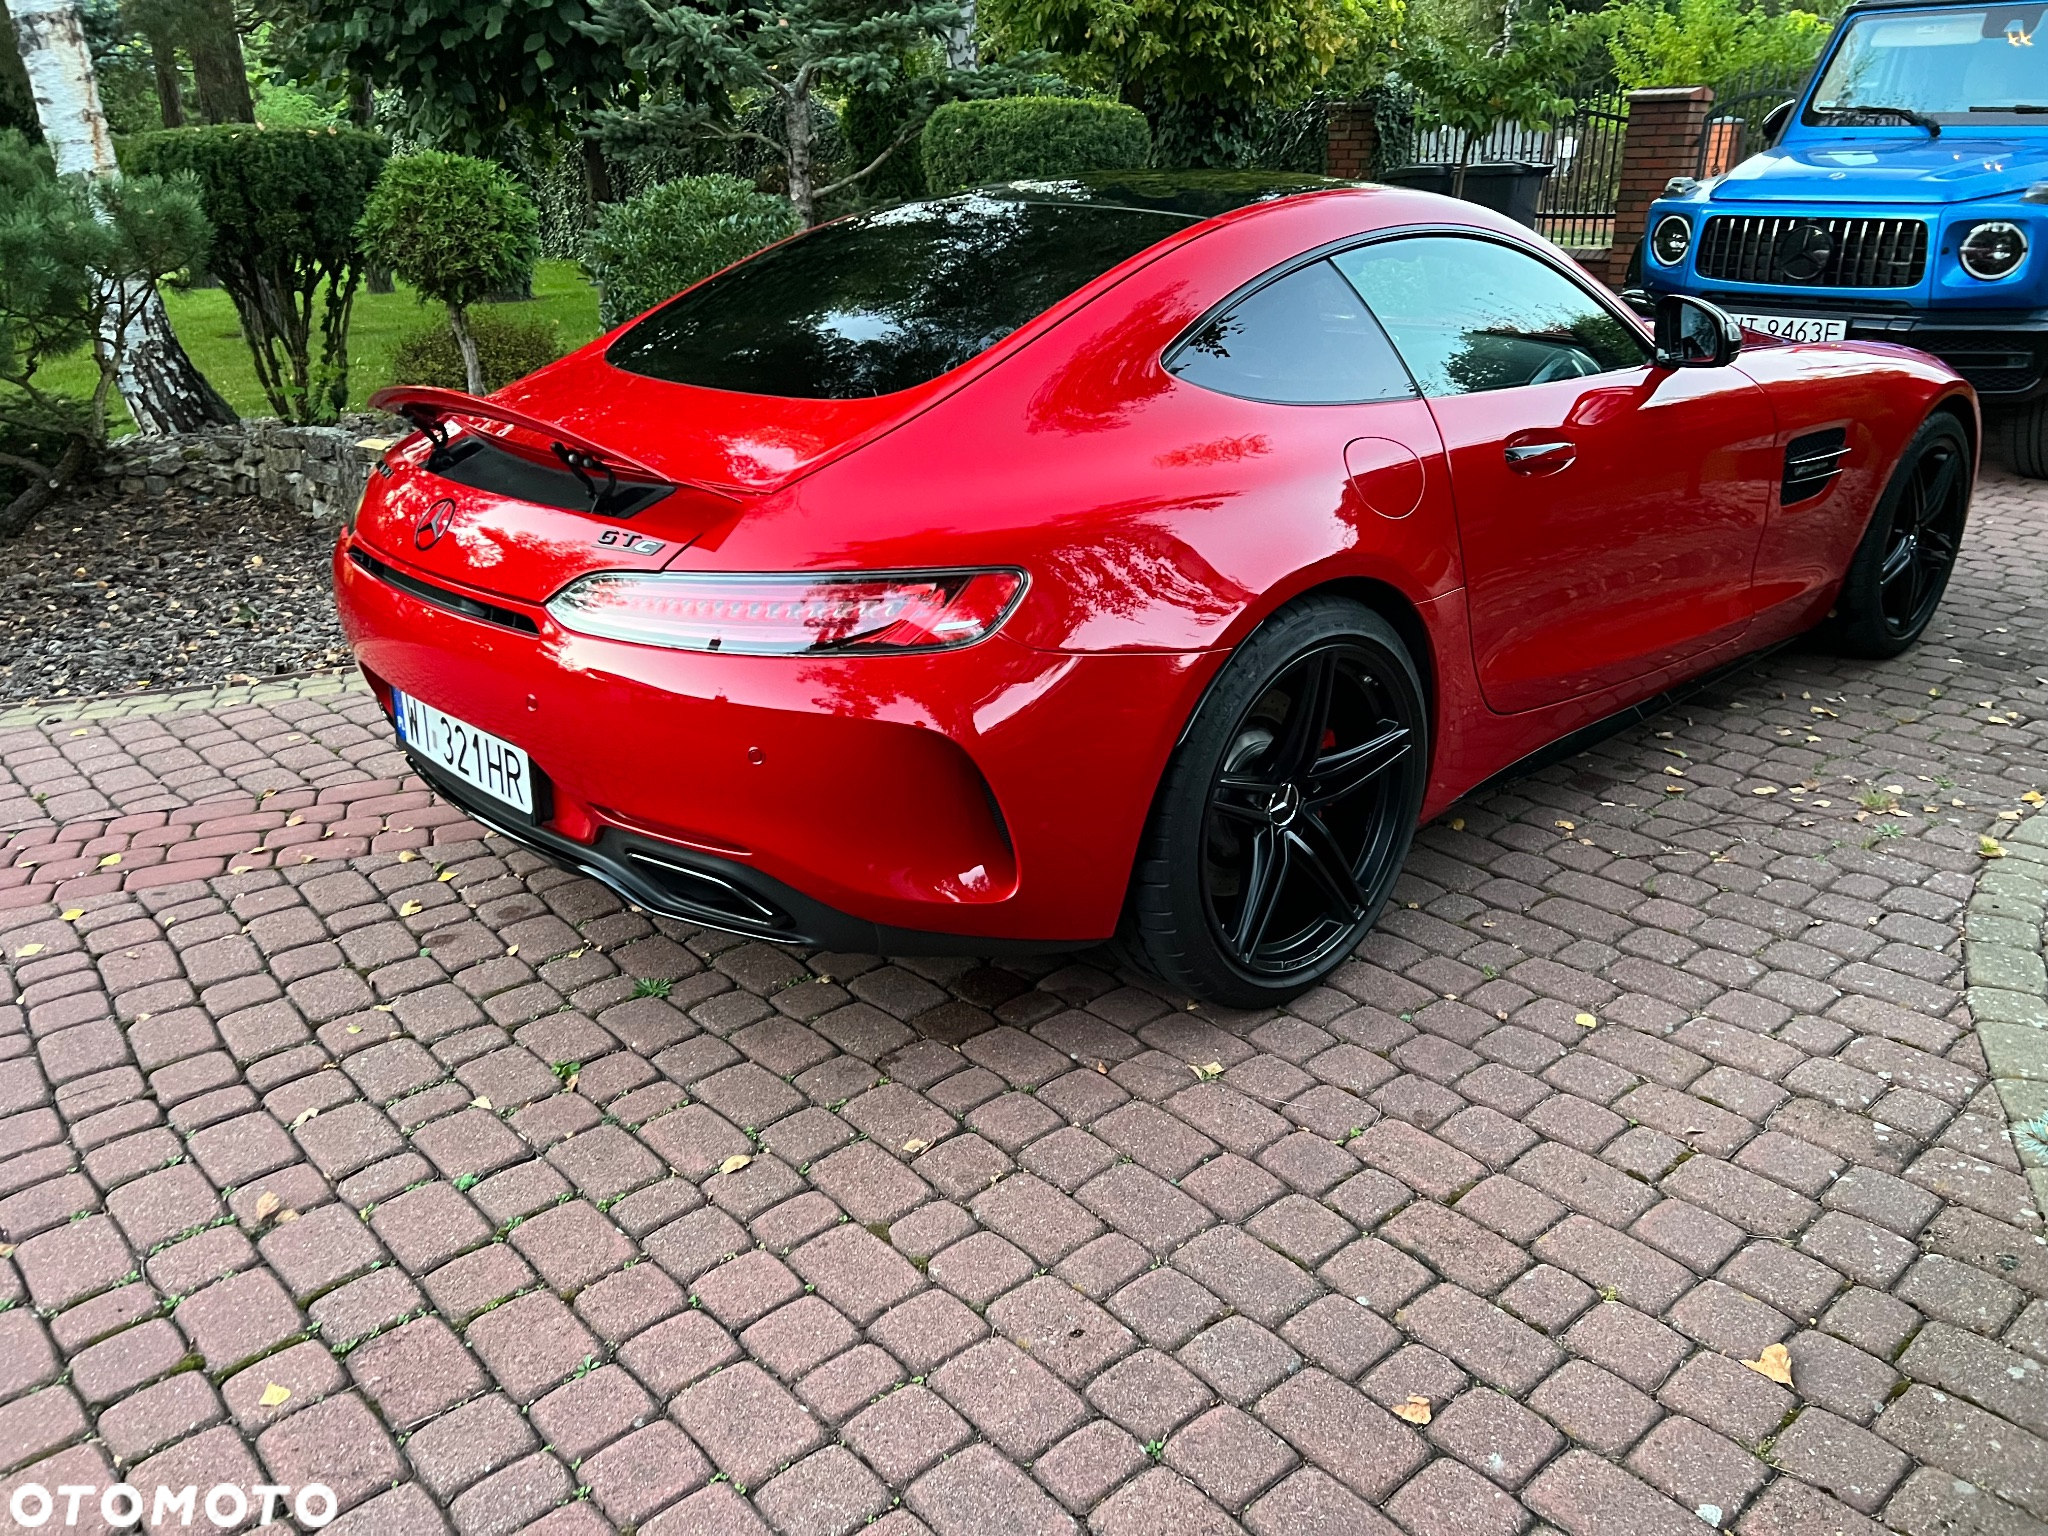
[1651,215,1692,267]
[1959,221,2027,280]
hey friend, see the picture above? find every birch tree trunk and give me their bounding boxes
[11,0,237,433]
[945,0,978,70]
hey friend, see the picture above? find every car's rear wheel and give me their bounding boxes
[1128,596,1427,1008]
[1822,412,1971,659]
[2012,397,2048,480]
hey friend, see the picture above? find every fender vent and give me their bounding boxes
[1783,428,1848,505]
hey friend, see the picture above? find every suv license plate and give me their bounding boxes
[1731,313,1848,344]
[393,690,534,814]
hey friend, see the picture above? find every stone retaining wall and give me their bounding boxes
[100,411,399,524]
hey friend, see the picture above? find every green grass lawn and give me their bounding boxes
[32,259,604,431]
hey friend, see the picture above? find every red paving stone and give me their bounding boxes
[1,469,2047,1531]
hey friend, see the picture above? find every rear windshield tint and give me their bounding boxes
[605,195,1193,399]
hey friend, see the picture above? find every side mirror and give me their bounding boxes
[1761,99,1796,146]
[1654,294,1742,369]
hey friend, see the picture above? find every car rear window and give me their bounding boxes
[605,194,1194,400]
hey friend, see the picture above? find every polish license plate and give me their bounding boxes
[1730,313,1848,344]
[392,690,534,815]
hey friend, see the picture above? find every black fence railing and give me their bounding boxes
[1375,85,1632,250]
[1697,62,1819,176]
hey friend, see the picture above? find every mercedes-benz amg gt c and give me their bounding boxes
[336,173,1975,1006]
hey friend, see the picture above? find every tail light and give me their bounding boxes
[545,569,1026,656]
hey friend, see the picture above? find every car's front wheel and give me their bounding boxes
[1128,596,1428,1008]
[1822,412,1971,659]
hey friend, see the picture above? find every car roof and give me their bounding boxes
[1835,0,2020,14]
[940,172,1357,223]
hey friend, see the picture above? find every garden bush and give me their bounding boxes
[358,152,540,395]
[582,175,799,331]
[920,96,1150,193]
[388,307,566,393]
[127,124,387,423]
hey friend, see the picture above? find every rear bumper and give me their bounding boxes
[335,534,1219,945]
[405,750,1080,953]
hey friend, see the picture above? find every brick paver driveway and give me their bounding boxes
[3,468,2047,1536]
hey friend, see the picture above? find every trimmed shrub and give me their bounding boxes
[358,152,541,395]
[128,125,387,423]
[388,307,566,393]
[582,175,799,331]
[920,96,1151,193]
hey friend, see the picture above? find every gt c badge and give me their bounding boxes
[596,528,665,557]
[415,497,457,550]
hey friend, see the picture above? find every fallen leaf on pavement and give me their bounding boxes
[719,1154,752,1175]
[470,1096,492,1110]
[1392,1395,1432,1425]
[258,1384,292,1408]
[1743,1343,1793,1386]
[398,900,422,916]
[1980,836,2007,859]
[289,1108,318,1130]
[61,909,83,921]
[15,944,42,957]
[253,1192,282,1221]
[1574,1013,1598,1029]
[903,1139,929,1153]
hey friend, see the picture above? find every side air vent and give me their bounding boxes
[348,547,540,634]
[1783,427,1849,505]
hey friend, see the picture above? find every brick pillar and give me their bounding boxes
[1606,86,1716,287]
[1325,101,1380,181]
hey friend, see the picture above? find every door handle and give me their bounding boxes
[1505,439,1577,473]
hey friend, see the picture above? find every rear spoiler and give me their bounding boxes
[369,385,674,518]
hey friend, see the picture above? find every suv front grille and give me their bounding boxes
[1696,215,1927,288]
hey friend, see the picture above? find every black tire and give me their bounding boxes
[1128,596,1428,1008]
[2012,397,2048,480]
[1821,412,1971,659]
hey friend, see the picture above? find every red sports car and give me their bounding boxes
[337,173,1975,1007]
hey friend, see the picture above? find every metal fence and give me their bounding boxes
[1697,62,1819,176]
[1374,85,1632,250]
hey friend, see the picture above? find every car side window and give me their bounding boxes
[1332,236,1650,398]
[1165,259,1417,405]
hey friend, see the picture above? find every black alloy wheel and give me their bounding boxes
[1875,434,1966,638]
[1825,412,1972,658]
[1128,597,1428,1007]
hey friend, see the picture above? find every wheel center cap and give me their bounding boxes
[1265,783,1303,827]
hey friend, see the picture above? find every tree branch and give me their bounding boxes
[814,116,924,198]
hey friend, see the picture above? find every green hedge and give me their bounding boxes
[920,96,1151,195]
[582,175,799,331]
[389,307,566,393]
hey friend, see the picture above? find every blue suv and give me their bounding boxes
[1638,0,2048,476]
